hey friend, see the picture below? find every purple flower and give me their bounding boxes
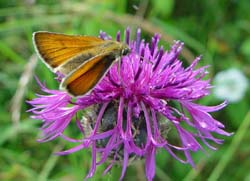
[28,28,231,181]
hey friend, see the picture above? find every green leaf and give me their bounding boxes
[150,0,174,18]
[240,38,250,57]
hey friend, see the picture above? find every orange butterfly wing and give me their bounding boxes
[33,32,104,70]
[61,54,116,96]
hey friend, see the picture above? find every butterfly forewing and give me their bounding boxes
[33,32,105,71]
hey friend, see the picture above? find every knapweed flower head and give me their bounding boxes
[28,28,231,181]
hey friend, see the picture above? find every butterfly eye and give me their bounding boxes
[122,48,130,56]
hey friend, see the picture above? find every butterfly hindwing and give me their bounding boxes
[61,53,117,96]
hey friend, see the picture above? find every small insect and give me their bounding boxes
[33,32,130,97]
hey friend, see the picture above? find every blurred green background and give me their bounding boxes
[1,0,250,180]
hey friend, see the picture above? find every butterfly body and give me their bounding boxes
[33,32,130,97]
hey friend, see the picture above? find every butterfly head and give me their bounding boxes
[120,43,130,57]
[122,46,130,56]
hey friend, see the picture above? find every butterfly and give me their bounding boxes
[33,32,130,97]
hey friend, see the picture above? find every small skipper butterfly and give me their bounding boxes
[33,32,130,97]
